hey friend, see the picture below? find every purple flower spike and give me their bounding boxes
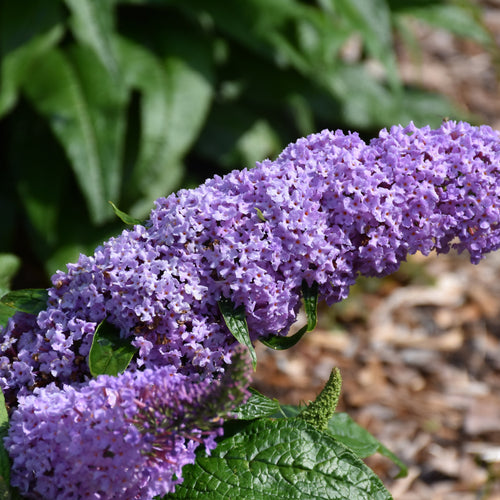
[5,351,250,499]
[2,120,500,495]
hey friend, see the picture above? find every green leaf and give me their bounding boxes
[327,413,407,478]
[218,299,257,370]
[0,0,64,116]
[0,25,63,118]
[260,280,318,350]
[115,35,213,217]
[395,4,492,46]
[328,0,400,89]
[233,388,282,420]
[0,289,48,316]
[64,0,120,78]
[169,417,392,499]
[108,201,143,225]
[88,320,138,377]
[303,280,318,330]
[21,45,128,224]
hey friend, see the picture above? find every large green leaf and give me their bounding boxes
[64,0,120,78]
[218,299,257,370]
[115,35,213,216]
[21,45,128,224]
[0,25,63,118]
[88,320,138,377]
[0,0,63,114]
[168,417,392,499]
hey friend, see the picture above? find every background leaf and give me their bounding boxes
[22,45,128,224]
[0,289,48,316]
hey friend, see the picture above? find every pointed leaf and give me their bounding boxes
[0,289,48,316]
[303,280,318,330]
[109,201,143,226]
[327,413,407,478]
[170,417,392,499]
[218,299,257,370]
[88,320,138,377]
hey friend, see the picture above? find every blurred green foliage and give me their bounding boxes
[0,0,492,286]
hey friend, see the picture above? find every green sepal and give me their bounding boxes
[108,201,143,226]
[260,280,318,350]
[218,298,257,370]
[0,289,48,316]
[88,320,138,377]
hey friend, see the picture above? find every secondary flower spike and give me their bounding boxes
[1,120,500,497]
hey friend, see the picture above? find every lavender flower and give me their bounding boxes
[3,121,500,397]
[2,120,500,497]
[5,352,250,499]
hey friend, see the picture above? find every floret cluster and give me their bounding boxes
[2,120,500,498]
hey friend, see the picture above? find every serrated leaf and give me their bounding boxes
[169,417,392,499]
[21,45,128,224]
[260,281,318,350]
[327,413,407,478]
[88,320,138,377]
[0,289,48,316]
[233,388,282,420]
[218,299,257,370]
[108,201,142,225]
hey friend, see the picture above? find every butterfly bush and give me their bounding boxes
[2,120,500,498]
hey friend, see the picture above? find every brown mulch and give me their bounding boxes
[252,7,500,499]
